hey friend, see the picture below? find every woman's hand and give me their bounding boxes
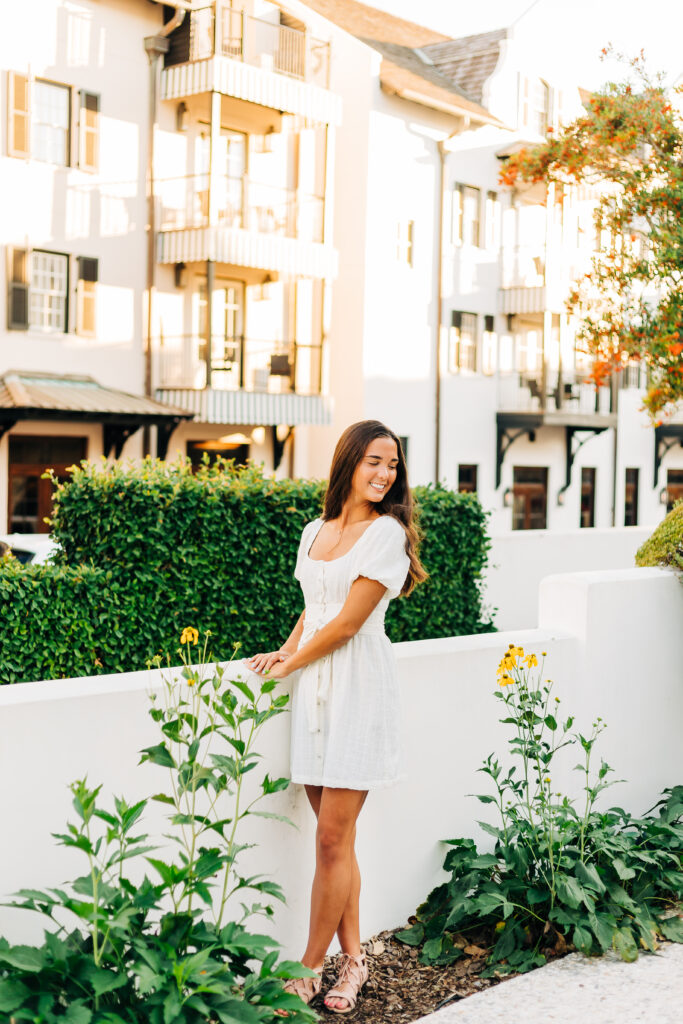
[245,649,290,675]
[265,657,293,681]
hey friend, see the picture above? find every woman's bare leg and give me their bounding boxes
[301,786,367,971]
[304,786,363,955]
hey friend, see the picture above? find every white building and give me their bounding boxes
[0,0,343,532]
[302,0,683,531]
[1,0,680,535]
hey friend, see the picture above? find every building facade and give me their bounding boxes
[303,0,683,531]
[0,0,342,532]
[1,0,681,535]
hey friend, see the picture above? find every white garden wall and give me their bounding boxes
[0,568,681,961]
[486,526,651,630]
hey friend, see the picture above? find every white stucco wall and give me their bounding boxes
[1,567,681,959]
[485,526,651,630]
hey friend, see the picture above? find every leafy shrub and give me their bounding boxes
[636,500,683,571]
[0,459,493,684]
[397,646,683,975]
[0,633,316,1022]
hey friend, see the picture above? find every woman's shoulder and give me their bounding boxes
[300,517,323,538]
[374,514,406,535]
[369,514,407,546]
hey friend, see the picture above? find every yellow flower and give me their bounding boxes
[187,675,198,687]
[512,646,524,657]
[180,627,199,645]
[523,653,538,668]
[544,777,551,783]
[495,921,506,932]
[499,675,514,687]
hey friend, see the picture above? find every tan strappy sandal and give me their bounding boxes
[277,969,323,1016]
[324,951,369,1014]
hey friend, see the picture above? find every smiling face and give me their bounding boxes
[350,435,399,506]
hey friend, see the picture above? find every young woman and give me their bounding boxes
[246,419,426,1014]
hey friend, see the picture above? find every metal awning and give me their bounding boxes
[155,387,332,426]
[0,372,192,458]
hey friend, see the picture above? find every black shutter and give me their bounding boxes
[451,311,462,329]
[484,314,495,333]
[7,247,29,330]
[77,256,99,283]
[79,91,100,171]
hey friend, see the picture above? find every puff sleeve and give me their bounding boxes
[294,519,321,582]
[350,516,410,599]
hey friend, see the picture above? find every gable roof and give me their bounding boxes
[299,0,502,124]
[298,0,449,47]
[420,29,507,105]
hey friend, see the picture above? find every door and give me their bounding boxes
[197,278,245,388]
[8,435,87,533]
[195,128,246,226]
[512,466,548,530]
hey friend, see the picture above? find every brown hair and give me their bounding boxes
[322,420,427,596]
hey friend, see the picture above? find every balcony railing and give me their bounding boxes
[157,174,324,242]
[498,367,614,416]
[155,335,322,396]
[176,4,330,88]
[501,245,545,289]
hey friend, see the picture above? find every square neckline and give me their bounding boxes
[306,515,384,564]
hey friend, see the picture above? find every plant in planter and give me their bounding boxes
[0,631,317,1022]
[397,646,683,975]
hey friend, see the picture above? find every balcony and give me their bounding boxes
[161,5,341,126]
[498,366,615,423]
[154,335,330,427]
[495,365,617,489]
[156,174,337,279]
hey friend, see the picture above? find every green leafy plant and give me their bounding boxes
[0,459,493,684]
[0,632,317,1022]
[397,645,683,975]
[636,499,683,572]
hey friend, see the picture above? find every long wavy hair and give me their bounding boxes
[322,420,427,596]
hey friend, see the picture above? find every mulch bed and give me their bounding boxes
[312,926,513,1023]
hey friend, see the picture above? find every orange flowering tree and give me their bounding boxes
[501,55,683,420]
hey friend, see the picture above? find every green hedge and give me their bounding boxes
[636,499,683,571]
[0,459,493,684]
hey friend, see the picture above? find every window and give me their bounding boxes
[396,221,414,265]
[512,466,548,530]
[29,251,68,332]
[666,469,683,514]
[449,312,477,373]
[398,436,409,463]
[76,257,98,335]
[521,77,550,135]
[580,467,596,528]
[451,184,480,246]
[32,80,71,165]
[624,467,639,526]
[7,72,99,169]
[482,314,496,375]
[458,464,478,493]
[8,435,87,533]
[485,190,500,249]
[8,248,96,333]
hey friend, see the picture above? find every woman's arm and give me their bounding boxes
[245,611,305,674]
[267,577,387,679]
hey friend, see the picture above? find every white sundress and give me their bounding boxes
[289,514,410,791]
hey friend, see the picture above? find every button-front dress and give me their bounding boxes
[289,515,410,791]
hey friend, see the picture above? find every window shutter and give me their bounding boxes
[7,71,30,158]
[79,91,99,171]
[76,256,98,334]
[7,247,29,330]
[484,314,495,333]
[451,311,462,330]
